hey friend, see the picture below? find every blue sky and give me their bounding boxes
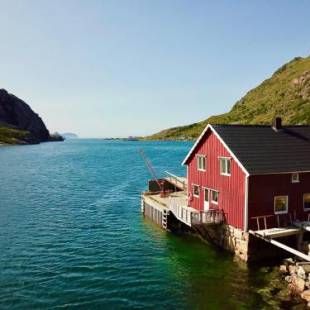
[0,0,309,137]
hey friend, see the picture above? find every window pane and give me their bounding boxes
[197,156,206,170]
[212,190,219,203]
[226,159,231,174]
[220,159,225,174]
[220,158,230,175]
[292,173,299,183]
[275,197,287,213]
[304,194,310,209]
[204,189,209,202]
[193,185,199,196]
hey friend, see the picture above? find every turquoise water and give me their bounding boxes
[0,140,290,309]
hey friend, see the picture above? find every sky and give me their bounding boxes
[0,0,309,138]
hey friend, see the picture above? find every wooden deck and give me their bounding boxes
[252,227,300,238]
[142,189,224,227]
[293,221,310,232]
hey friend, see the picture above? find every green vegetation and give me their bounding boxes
[144,55,310,140]
[0,127,29,144]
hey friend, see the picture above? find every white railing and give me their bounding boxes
[165,171,187,191]
[169,196,225,227]
[169,197,194,226]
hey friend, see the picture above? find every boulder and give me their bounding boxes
[280,265,287,273]
[283,258,295,266]
[285,276,292,283]
[289,265,297,275]
[301,289,310,302]
[297,266,306,280]
[292,276,305,293]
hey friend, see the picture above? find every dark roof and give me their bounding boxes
[212,125,310,175]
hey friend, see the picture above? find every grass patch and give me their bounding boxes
[0,127,29,144]
[145,55,310,140]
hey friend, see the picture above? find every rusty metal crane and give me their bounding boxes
[139,149,167,196]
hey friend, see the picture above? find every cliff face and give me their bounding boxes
[0,89,61,144]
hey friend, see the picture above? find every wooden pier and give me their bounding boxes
[141,175,225,230]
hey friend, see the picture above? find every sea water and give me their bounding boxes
[0,140,292,309]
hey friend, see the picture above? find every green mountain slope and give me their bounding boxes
[145,55,310,140]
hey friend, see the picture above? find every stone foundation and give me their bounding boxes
[190,224,250,261]
[190,224,300,263]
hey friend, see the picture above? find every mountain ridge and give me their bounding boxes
[144,55,310,141]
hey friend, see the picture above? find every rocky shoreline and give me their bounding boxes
[280,258,310,307]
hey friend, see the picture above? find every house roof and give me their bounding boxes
[183,124,310,175]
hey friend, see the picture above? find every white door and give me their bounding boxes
[204,188,210,211]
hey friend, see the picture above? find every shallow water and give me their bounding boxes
[0,140,292,309]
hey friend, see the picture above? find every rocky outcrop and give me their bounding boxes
[281,259,310,306]
[0,89,63,144]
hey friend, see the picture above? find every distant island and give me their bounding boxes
[61,133,79,139]
[144,55,310,140]
[0,89,64,145]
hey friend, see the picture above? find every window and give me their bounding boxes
[292,173,300,183]
[211,190,219,204]
[220,157,231,176]
[304,194,310,211]
[197,155,206,171]
[274,196,288,214]
[193,185,200,198]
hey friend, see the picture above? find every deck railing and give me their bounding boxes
[169,196,225,227]
[169,198,193,226]
[165,171,187,191]
[251,211,299,231]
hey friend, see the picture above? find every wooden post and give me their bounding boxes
[263,217,267,230]
[297,230,304,251]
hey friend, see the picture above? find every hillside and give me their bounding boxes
[145,55,310,140]
[0,89,63,144]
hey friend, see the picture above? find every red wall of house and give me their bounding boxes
[187,130,246,229]
[248,173,310,230]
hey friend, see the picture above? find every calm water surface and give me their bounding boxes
[0,140,291,309]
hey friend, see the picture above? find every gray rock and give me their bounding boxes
[289,265,297,275]
[285,275,292,283]
[280,265,287,273]
[301,289,310,302]
[297,266,307,279]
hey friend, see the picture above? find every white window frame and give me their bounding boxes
[291,173,300,183]
[219,157,231,176]
[197,154,206,171]
[193,184,200,198]
[274,196,288,214]
[304,193,310,211]
[211,190,219,205]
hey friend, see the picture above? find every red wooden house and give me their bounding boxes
[182,118,310,231]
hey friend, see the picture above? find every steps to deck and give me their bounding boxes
[162,209,169,229]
